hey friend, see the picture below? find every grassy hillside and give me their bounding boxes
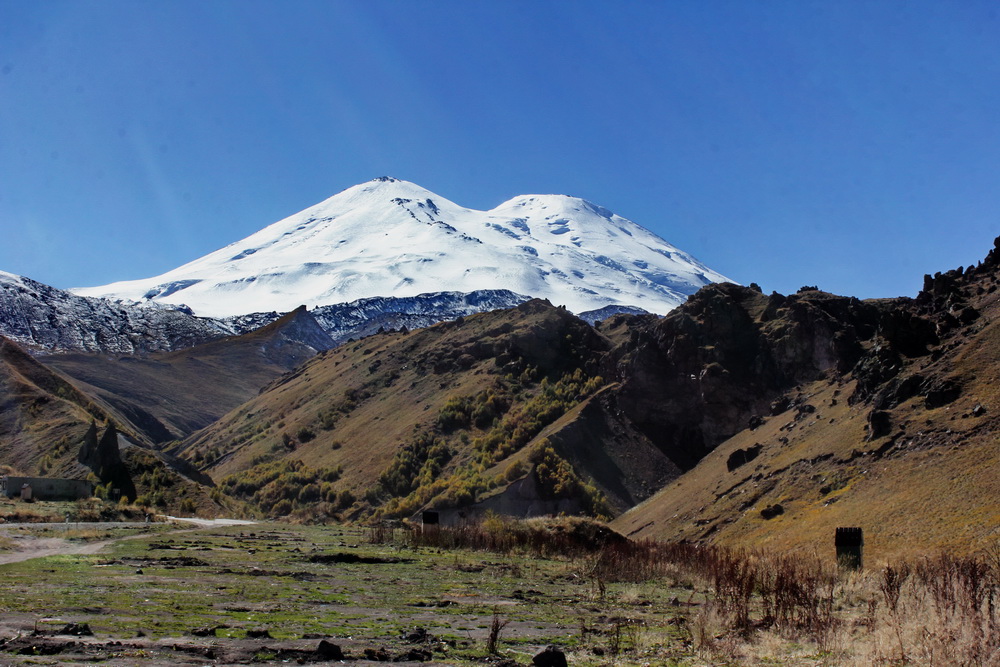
[175,300,683,520]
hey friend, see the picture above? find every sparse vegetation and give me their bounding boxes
[361,366,606,520]
[0,508,999,665]
[472,370,604,466]
[219,459,344,517]
[528,440,611,518]
[374,516,1000,665]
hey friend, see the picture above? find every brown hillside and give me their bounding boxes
[0,334,126,476]
[100,234,1000,545]
[614,238,1000,559]
[175,300,683,519]
[0,335,224,513]
[43,306,333,443]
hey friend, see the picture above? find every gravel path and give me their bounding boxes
[0,534,120,566]
[0,517,255,566]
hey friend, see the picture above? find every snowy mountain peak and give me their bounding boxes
[336,176,439,200]
[73,180,733,318]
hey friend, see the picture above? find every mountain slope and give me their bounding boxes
[0,265,531,355]
[0,335,220,511]
[74,178,731,317]
[0,334,126,474]
[165,234,1000,557]
[44,306,335,442]
[241,289,532,347]
[0,270,232,354]
[612,239,1000,560]
[172,300,685,519]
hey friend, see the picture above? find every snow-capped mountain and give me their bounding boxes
[73,178,732,318]
[0,266,531,355]
[0,270,234,353]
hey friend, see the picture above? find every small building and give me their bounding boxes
[1,476,93,501]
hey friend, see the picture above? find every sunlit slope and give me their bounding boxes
[615,241,1000,559]
[75,178,731,317]
[175,301,684,519]
[44,306,333,442]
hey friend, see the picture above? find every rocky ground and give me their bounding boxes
[0,521,693,666]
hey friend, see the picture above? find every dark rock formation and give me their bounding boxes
[311,641,344,661]
[533,646,568,667]
[867,410,892,441]
[605,234,1000,475]
[727,444,763,472]
[923,378,963,408]
[79,422,136,501]
[760,504,784,520]
[610,285,884,470]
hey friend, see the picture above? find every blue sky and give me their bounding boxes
[2,0,999,300]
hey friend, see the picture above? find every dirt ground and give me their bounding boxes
[0,522,692,666]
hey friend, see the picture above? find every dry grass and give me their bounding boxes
[377,517,1000,665]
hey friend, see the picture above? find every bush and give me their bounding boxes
[219,459,345,516]
[374,432,453,499]
[473,370,604,466]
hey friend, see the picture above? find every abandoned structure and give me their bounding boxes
[1,476,93,501]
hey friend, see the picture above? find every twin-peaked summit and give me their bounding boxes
[74,178,732,318]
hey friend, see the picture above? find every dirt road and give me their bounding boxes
[0,518,254,566]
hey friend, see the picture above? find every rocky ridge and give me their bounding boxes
[611,237,1000,556]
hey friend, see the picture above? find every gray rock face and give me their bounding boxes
[0,272,233,354]
[222,289,531,346]
[576,304,650,325]
[310,289,530,345]
[0,269,531,355]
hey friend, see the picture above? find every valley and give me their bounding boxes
[2,180,1000,665]
[3,234,1000,556]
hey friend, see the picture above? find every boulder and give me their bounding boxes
[533,646,568,667]
[726,444,763,472]
[312,640,344,660]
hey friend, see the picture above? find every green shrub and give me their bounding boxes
[219,459,345,516]
[473,370,604,466]
[528,440,611,518]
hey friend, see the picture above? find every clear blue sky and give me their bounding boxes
[2,0,999,299]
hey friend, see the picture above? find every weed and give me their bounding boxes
[485,608,508,654]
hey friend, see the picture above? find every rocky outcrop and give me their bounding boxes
[604,255,995,473]
[609,284,886,470]
[727,444,763,472]
[1,270,534,355]
[79,422,136,500]
[0,272,233,354]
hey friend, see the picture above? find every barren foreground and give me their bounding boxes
[0,520,996,666]
[0,522,695,666]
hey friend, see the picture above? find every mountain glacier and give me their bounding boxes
[73,178,732,317]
